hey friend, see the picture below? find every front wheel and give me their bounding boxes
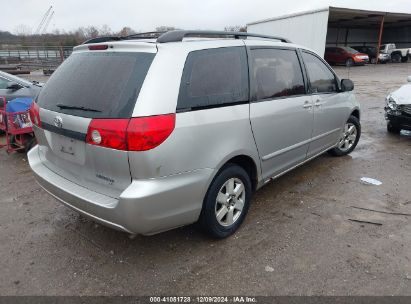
[328,115,361,156]
[345,58,354,67]
[198,164,252,239]
[392,53,401,63]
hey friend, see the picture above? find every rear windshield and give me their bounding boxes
[37,52,155,118]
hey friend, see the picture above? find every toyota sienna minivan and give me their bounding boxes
[28,31,361,238]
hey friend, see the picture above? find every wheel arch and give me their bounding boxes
[351,108,360,121]
[209,153,261,193]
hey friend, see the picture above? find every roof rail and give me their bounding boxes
[125,31,165,39]
[156,30,292,43]
[82,32,165,45]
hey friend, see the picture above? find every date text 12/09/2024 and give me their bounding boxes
[149,296,257,303]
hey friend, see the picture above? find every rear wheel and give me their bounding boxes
[345,58,354,67]
[387,122,401,134]
[392,53,401,63]
[198,164,252,239]
[329,115,361,156]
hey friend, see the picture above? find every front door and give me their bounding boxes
[301,51,347,157]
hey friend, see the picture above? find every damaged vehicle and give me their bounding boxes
[385,76,411,133]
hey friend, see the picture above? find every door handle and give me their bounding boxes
[303,101,313,109]
[314,99,323,107]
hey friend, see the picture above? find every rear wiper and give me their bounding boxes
[56,104,102,112]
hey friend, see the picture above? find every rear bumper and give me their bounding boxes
[28,146,213,235]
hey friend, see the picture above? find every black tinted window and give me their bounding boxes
[177,47,248,111]
[251,48,305,101]
[302,52,337,93]
[37,52,155,118]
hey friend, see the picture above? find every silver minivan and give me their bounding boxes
[28,31,360,238]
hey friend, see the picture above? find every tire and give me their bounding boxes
[401,56,408,63]
[392,53,401,63]
[345,58,354,67]
[328,115,361,156]
[387,122,401,134]
[198,164,252,239]
[370,57,377,64]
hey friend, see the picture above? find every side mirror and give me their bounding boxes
[6,82,23,91]
[341,79,354,92]
[407,76,411,83]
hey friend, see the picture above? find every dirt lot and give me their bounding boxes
[0,63,411,296]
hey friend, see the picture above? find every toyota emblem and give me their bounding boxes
[54,116,63,128]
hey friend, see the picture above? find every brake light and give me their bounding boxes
[86,114,175,151]
[29,102,42,127]
[127,114,176,151]
[88,45,108,51]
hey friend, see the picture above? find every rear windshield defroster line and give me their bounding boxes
[37,52,156,118]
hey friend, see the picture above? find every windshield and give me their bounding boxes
[37,51,155,118]
[340,47,359,54]
[0,71,32,86]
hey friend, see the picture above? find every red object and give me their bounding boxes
[324,46,369,65]
[86,114,175,151]
[0,96,36,153]
[88,45,109,51]
[29,102,42,127]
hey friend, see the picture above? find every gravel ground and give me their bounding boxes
[0,63,411,296]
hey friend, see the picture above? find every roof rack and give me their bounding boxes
[82,31,165,45]
[82,30,291,45]
[156,30,291,43]
[125,31,165,39]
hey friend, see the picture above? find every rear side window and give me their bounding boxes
[250,48,305,101]
[177,47,249,111]
[37,52,155,118]
[302,52,337,93]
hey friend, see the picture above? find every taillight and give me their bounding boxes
[29,102,42,127]
[127,114,176,151]
[86,119,129,150]
[85,114,175,151]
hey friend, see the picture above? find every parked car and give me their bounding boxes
[385,76,411,133]
[380,44,409,63]
[325,46,369,67]
[28,31,361,238]
[0,71,42,134]
[351,46,390,64]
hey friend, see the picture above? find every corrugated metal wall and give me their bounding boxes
[247,9,330,57]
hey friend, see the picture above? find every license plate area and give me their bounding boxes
[47,132,85,164]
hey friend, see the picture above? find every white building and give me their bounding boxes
[247,6,411,57]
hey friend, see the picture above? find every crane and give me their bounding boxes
[35,6,54,35]
[41,11,55,34]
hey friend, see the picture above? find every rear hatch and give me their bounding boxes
[34,44,156,198]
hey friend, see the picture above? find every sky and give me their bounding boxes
[2,0,411,34]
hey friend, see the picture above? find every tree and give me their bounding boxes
[118,26,136,36]
[14,24,32,36]
[156,26,177,32]
[99,24,112,36]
